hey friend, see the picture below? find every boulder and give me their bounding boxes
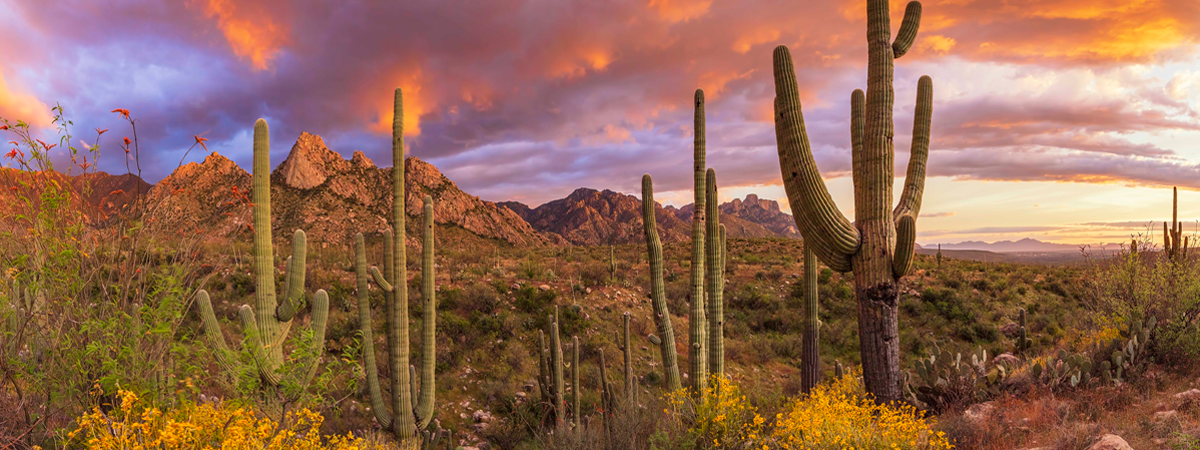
[1086,434,1132,450]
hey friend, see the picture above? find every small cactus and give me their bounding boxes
[1016,308,1033,355]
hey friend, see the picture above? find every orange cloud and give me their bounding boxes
[0,70,52,128]
[697,69,756,98]
[372,71,430,137]
[189,0,289,71]
[647,0,712,23]
[548,49,615,79]
[732,28,780,54]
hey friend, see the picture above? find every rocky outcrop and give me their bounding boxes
[1,167,151,227]
[143,132,559,246]
[513,188,692,246]
[677,194,800,239]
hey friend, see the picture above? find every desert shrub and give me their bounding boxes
[579,261,610,287]
[771,370,951,449]
[68,390,385,449]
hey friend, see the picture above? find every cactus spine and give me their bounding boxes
[356,89,437,448]
[706,170,725,378]
[772,0,931,403]
[689,89,708,396]
[800,241,820,393]
[641,174,682,391]
[195,119,328,404]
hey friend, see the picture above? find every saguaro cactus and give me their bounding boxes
[571,335,581,431]
[641,174,682,391]
[800,242,820,393]
[355,88,438,449]
[689,89,709,395]
[771,0,932,403]
[706,170,726,378]
[936,244,942,268]
[196,119,329,403]
[619,312,636,403]
[1165,187,1188,261]
[549,307,566,431]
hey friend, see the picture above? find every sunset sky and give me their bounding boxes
[1,0,1199,246]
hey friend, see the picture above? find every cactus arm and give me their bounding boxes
[415,196,436,428]
[196,290,236,371]
[891,1,922,58]
[238,304,281,386]
[409,365,418,410]
[850,89,866,201]
[690,89,709,396]
[355,233,393,429]
[642,174,682,391]
[893,214,916,278]
[893,75,933,221]
[705,169,724,378]
[571,335,580,430]
[276,230,308,323]
[250,118,284,380]
[369,267,395,293]
[300,289,329,386]
[772,46,859,272]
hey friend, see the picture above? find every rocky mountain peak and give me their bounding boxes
[276,132,348,189]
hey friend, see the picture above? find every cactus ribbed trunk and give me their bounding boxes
[641,175,682,391]
[800,242,819,393]
[571,335,581,431]
[416,196,436,428]
[772,0,932,404]
[689,89,708,396]
[550,307,565,431]
[622,312,634,402]
[705,169,724,378]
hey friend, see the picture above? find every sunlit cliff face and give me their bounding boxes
[0,0,1198,244]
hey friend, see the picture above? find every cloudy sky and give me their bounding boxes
[1,0,1199,245]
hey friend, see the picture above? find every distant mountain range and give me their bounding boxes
[2,131,802,247]
[924,238,1081,253]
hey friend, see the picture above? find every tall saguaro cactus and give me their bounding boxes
[641,175,682,391]
[706,170,726,377]
[355,88,438,449]
[196,119,329,403]
[689,89,709,395]
[771,0,933,403]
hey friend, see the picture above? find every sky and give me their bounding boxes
[1,0,1199,246]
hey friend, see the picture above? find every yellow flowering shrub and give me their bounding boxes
[665,376,767,448]
[69,390,382,449]
[772,371,952,450]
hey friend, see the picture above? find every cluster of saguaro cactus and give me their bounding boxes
[1015,308,1033,355]
[772,0,933,402]
[641,175,682,391]
[1165,187,1189,261]
[196,119,329,405]
[537,307,588,433]
[355,88,439,449]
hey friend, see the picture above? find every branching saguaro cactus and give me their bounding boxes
[196,119,329,404]
[641,175,682,391]
[689,89,709,395]
[1165,187,1189,261]
[772,0,933,403]
[355,88,438,449]
[705,169,726,378]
